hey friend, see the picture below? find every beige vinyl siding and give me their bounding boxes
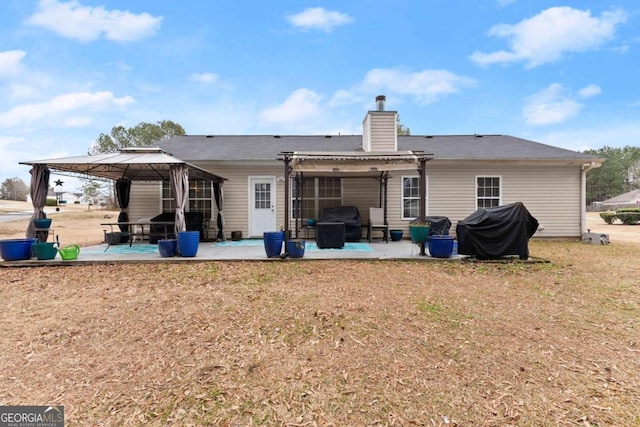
[129,183,161,221]
[195,162,283,239]
[129,160,583,240]
[342,177,380,216]
[371,162,582,238]
[362,117,370,152]
[425,162,582,237]
[362,111,397,152]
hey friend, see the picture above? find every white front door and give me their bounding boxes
[250,177,276,237]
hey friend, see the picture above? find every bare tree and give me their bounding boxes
[0,177,29,201]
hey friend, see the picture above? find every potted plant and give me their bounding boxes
[408,220,431,244]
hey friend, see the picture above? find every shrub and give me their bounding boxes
[615,212,640,225]
[45,198,57,206]
[599,212,616,224]
[612,207,640,225]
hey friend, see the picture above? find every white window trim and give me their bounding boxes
[401,175,428,220]
[161,179,213,219]
[475,175,502,209]
[290,177,343,220]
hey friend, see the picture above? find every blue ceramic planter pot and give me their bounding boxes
[263,231,284,258]
[0,238,36,261]
[177,231,199,257]
[158,239,178,257]
[427,235,455,258]
[286,239,305,258]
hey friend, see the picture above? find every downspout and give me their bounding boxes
[581,162,599,234]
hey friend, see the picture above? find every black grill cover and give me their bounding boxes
[318,206,361,241]
[456,202,538,260]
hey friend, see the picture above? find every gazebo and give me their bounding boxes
[280,150,432,251]
[20,147,226,240]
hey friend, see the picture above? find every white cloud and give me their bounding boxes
[0,135,24,150]
[470,7,627,68]
[534,122,640,152]
[578,84,602,98]
[0,136,28,181]
[287,7,353,32]
[189,73,219,84]
[522,83,583,125]
[328,90,362,107]
[26,0,163,42]
[362,67,476,104]
[0,50,26,77]
[0,91,135,128]
[259,89,323,124]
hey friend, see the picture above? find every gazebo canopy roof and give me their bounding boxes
[282,150,431,174]
[20,147,226,182]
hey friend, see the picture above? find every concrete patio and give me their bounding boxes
[1,238,466,266]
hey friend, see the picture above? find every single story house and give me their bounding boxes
[26,190,82,204]
[117,96,602,240]
[600,189,640,210]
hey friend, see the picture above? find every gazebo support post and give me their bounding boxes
[283,154,291,241]
[419,157,427,256]
[383,172,389,226]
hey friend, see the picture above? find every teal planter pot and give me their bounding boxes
[33,242,58,260]
[408,225,430,243]
[33,218,52,229]
[389,230,403,241]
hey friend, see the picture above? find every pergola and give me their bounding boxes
[20,147,227,240]
[279,150,432,239]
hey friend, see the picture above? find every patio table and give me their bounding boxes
[101,221,174,251]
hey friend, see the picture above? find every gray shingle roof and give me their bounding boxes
[155,134,599,163]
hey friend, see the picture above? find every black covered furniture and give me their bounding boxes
[317,206,362,241]
[456,202,539,260]
[149,212,205,243]
[316,222,345,249]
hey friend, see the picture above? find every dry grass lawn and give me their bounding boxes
[1,201,639,426]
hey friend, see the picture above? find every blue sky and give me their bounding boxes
[1,0,639,191]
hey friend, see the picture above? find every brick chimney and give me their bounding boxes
[362,95,397,152]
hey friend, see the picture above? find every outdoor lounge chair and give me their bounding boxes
[130,217,152,244]
[367,207,388,243]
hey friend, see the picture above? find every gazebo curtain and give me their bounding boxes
[170,164,189,234]
[26,164,50,238]
[213,181,224,241]
[115,178,131,232]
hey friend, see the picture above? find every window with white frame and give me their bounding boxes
[402,176,421,219]
[162,179,212,219]
[476,176,501,208]
[291,177,342,220]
